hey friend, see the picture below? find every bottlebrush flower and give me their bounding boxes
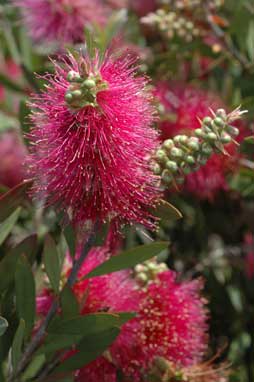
[0,130,27,189]
[14,0,110,45]
[28,51,161,229]
[37,246,208,381]
[154,82,245,200]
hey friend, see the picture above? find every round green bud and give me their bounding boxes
[186,155,195,165]
[187,139,199,151]
[170,147,183,159]
[153,163,162,175]
[201,143,213,156]
[173,135,182,144]
[202,116,213,127]
[206,132,217,142]
[65,92,73,102]
[199,157,207,165]
[213,117,225,129]
[153,357,170,373]
[166,160,178,173]
[67,70,81,82]
[162,139,174,151]
[226,125,239,136]
[179,135,188,144]
[216,108,227,120]
[182,165,192,175]
[72,89,83,99]
[136,272,148,285]
[82,78,96,89]
[155,149,167,163]
[162,169,173,185]
[221,133,232,144]
[195,128,204,138]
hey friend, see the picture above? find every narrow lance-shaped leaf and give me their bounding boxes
[0,207,21,246]
[84,241,169,279]
[43,235,61,294]
[0,181,32,222]
[0,234,37,293]
[0,317,8,336]
[60,285,79,319]
[54,327,120,374]
[63,225,76,258]
[12,319,25,372]
[15,256,35,339]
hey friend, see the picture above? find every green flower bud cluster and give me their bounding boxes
[65,70,108,110]
[159,0,224,11]
[141,9,200,42]
[148,356,185,382]
[134,260,168,287]
[153,107,244,187]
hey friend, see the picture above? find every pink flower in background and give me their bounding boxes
[14,0,110,45]
[129,0,157,17]
[155,82,245,200]
[0,59,22,103]
[0,130,27,189]
[38,246,207,381]
[29,51,161,229]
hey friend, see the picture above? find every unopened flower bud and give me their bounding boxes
[202,116,213,127]
[65,92,73,102]
[195,128,204,138]
[206,132,217,142]
[162,169,173,184]
[226,125,239,136]
[201,143,213,156]
[136,272,148,285]
[213,117,225,129]
[156,149,167,163]
[153,163,162,175]
[72,89,83,99]
[67,70,82,82]
[162,139,174,151]
[82,78,96,89]
[166,160,178,172]
[186,155,195,165]
[216,108,227,120]
[170,147,183,159]
[187,139,199,151]
[221,133,232,144]
[153,357,170,373]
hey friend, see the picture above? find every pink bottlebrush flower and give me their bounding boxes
[0,130,27,189]
[154,82,245,200]
[129,0,157,17]
[28,51,161,229]
[37,245,208,381]
[14,0,110,45]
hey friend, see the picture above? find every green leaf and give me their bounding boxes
[21,354,46,381]
[54,327,120,374]
[19,100,31,136]
[84,242,169,279]
[43,235,61,294]
[0,181,31,222]
[48,312,134,336]
[39,312,134,356]
[0,317,8,336]
[0,73,24,93]
[0,234,38,293]
[15,256,35,339]
[247,20,254,61]
[12,319,25,372]
[244,136,254,145]
[63,225,76,258]
[0,207,21,246]
[60,285,79,319]
[154,200,182,222]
